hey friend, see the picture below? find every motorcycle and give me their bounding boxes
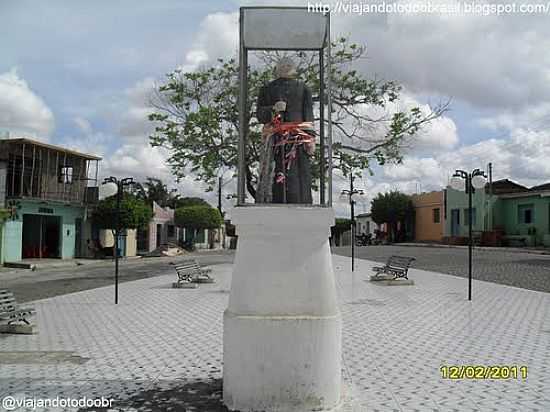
[355,233,372,246]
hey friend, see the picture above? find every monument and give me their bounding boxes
[223,7,342,412]
[256,57,314,204]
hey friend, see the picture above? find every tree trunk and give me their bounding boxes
[246,167,257,200]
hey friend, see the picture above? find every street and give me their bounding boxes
[1,251,235,303]
[3,245,550,304]
[333,245,550,293]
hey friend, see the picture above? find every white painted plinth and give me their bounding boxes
[223,206,342,412]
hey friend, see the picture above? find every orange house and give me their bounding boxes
[411,191,445,242]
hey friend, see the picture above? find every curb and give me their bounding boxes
[394,243,550,255]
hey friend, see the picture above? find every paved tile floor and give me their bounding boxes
[0,255,549,411]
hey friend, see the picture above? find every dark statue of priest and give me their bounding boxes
[256,57,315,204]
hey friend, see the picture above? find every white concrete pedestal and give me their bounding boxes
[223,206,342,412]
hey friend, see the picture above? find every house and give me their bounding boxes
[492,184,550,246]
[137,201,181,254]
[0,137,101,261]
[136,201,224,253]
[443,177,550,246]
[355,213,378,237]
[411,191,445,242]
[444,179,530,239]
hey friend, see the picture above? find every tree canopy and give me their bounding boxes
[135,177,177,208]
[370,191,413,241]
[174,197,210,209]
[174,206,222,232]
[0,208,11,223]
[149,37,448,200]
[92,194,152,232]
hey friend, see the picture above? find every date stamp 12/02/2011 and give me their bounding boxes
[440,365,528,380]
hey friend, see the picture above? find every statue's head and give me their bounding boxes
[274,57,297,79]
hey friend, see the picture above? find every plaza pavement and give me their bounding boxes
[0,255,549,411]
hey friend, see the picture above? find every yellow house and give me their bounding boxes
[411,191,445,242]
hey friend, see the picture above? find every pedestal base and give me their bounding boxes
[223,206,342,412]
[223,312,341,412]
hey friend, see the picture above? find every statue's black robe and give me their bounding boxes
[257,78,314,204]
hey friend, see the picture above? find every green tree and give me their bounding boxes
[370,191,413,242]
[149,37,448,199]
[173,197,210,209]
[92,194,153,233]
[331,218,352,246]
[175,205,222,245]
[135,177,178,208]
[0,209,11,223]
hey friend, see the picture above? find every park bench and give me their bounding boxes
[371,255,416,280]
[0,289,36,334]
[173,259,215,288]
[504,235,528,247]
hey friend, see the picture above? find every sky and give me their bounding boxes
[1,0,549,217]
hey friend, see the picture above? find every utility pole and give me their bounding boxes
[218,176,223,216]
[488,162,493,231]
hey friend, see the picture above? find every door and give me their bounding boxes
[156,224,162,247]
[74,218,82,257]
[451,209,460,236]
[22,214,61,259]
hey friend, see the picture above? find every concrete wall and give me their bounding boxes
[0,222,4,265]
[126,229,137,257]
[412,191,445,242]
[3,220,22,261]
[99,229,137,257]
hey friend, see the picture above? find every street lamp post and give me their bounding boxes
[99,176,135,304]
[450,168,487,301]
[340,174,364,272]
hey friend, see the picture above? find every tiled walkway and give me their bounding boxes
[0,255,549,411]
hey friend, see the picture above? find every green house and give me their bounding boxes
[0,138,101,262]
[445,179,550,247]
[493,184,550,246]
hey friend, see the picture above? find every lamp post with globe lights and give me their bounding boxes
[340,174,364,272]
[449,168,487,301]
[98,176,136,304]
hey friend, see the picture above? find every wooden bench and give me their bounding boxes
[371,255,416,280]
[173,259,214,288]
[0,289,36,334]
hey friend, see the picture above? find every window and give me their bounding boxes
[58,166,73,184]
[366,221,370,233]
[433,208,441,223]
[518,204,534,224]
[463,208,476,226]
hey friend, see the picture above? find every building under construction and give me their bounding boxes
[0,137,101,262]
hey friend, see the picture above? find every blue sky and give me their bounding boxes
[1,0,549,214]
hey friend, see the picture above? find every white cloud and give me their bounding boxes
[0,68,55,139]
[330,2,550,109]
[117,77,157,142]
[179,12,239,72]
